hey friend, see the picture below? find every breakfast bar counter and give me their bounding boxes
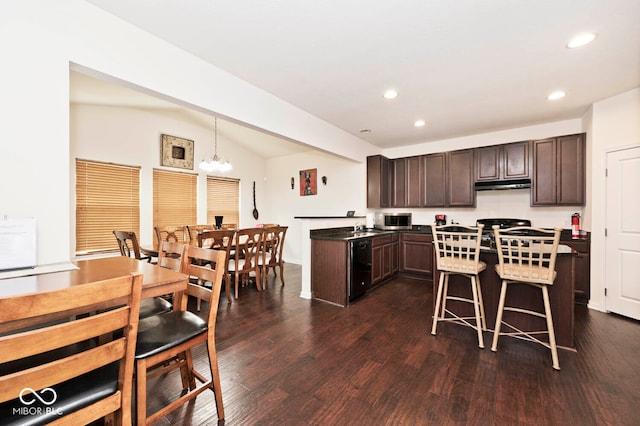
[433,245,577,350]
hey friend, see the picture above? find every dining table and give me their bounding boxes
[0,256,188,334]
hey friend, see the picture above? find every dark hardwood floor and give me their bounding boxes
[147,264,640,425]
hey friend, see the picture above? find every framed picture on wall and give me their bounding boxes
[161,134,194,170]
[299,168,317,196]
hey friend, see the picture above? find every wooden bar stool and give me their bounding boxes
[491,226,562,370]
[431,224,487,348]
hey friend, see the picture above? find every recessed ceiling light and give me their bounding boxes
[383,89,398,99]
[547,91,566,101]
[414,120,426,127]
[567,32,597,49]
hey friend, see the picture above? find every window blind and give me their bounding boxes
[207,176,240,227]
[76,159,141,255]
[153,169,197,246]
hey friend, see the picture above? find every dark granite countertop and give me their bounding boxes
[310,224,588,247]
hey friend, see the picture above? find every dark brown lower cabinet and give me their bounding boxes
[399,233,433,279]
[311,239,348,306]
[372,234,398,287]
[562,239,590,304]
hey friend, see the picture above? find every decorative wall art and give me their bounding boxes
[299,168,317,196]
[161,134,194,170]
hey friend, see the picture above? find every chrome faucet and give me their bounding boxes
[354,222,362,232]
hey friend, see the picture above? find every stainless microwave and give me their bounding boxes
[377,213,412,230]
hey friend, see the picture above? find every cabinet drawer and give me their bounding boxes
[562,240,589,253]
[401,233,432,243]
[372,234,393,247]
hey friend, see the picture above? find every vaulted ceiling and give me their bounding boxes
[81,0,640,153]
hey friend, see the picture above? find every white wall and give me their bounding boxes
[264,151,366,264]
[0,0,377,266]
[588,88,640,311]
[71,104,267,248]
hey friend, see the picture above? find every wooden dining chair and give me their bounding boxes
[114,230,173,320]
[259,225,288,289]
[186,224,215,245]
[220,223,237,230]
[198,229,236,304]
[227,227,263,299]
[154,225,187,247]
[157,241,184,272]
[134,245,226,425]
[113,230,151,262]
[0,273,142,426]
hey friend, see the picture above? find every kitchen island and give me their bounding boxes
[433,245,577,350]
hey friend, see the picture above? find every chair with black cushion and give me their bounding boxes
[135,245,226,425]
[114,230,173,320]
[491,226,562,370]
[258,225,288,289]
[227,227,263,299]
[0,273,142,426]
[198,229,236,304]
[431,224,487,348]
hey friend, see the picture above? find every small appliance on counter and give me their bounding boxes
[375,212,412,230]
[435,214,446,226]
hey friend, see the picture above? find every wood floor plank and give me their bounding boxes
[142,263,640,425]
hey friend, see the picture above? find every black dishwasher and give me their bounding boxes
[349,238,371,301]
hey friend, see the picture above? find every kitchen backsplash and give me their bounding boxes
[370,188,585,230]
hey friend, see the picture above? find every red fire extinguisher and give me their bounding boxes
[571,213,580,239]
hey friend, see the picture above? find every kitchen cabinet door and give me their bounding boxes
[447,149,475,207]
[563,239,590,304]
[503,141,530,179]
[422,153,446,207]
[406,156,423,207]
[371,244,384,285]
[367,155,391,208]
[557,134,585,205]
[532,134,585,206]
[392,158,407,207]
[476,145,501,181]
[532,138,557,204]
[399,233,433,278]
[476,141,530,182]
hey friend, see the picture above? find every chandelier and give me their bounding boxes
[199,117,232,173]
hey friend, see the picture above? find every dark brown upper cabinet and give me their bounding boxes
[367,155,391,208]
[392,156,423,207]
[422,153,446,207]
[531,133,585,206]
[422,150,475,207]
[476,141,530,182]
[391,158,406,207]
[447,149,476,207]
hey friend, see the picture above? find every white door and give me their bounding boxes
[605,146,640,319]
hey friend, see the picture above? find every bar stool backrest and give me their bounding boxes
[492,226,562,285]
[431,224,484,274]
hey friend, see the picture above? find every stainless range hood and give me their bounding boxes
[474,178,531,191]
